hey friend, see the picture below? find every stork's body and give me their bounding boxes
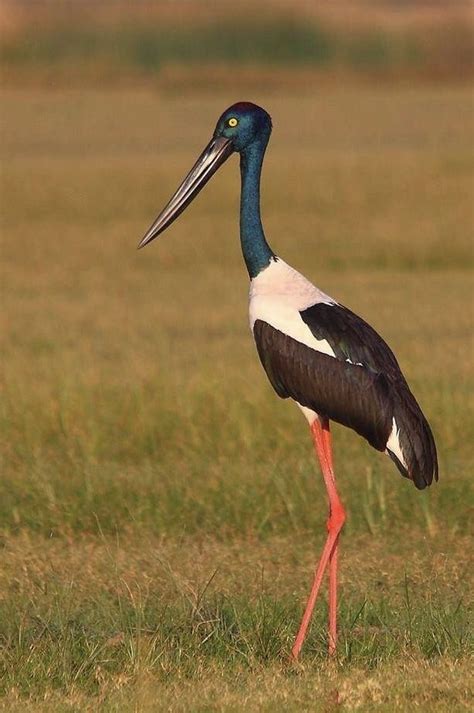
[138,102,438,658]
[249,256,437,489]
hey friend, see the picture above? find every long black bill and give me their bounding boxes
[138,136,234,249]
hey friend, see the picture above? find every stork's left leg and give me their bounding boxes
[291,417,346,659]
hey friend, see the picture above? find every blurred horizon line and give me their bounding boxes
[1,0,472,90]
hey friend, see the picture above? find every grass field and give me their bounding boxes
[1,86,473,710]
[1,1,472,88]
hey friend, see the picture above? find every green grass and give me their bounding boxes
[1,22,338,68]
[0,21,430,75]
[1,534,472,707]
[1,86,473,709]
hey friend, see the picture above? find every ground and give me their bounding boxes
[1,86,473,710]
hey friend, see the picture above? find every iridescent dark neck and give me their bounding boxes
[239,136,275,279]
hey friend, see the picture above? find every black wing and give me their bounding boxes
[253,310,438,489]
[253,319,393,451]
[300,303,404,380]
[301,303,438,487]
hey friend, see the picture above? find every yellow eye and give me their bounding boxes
[228,118,238,127]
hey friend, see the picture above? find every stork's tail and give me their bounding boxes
[386,387,438,490]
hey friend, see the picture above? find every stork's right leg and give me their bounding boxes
[321,422,342,656]
[291,417,346,660]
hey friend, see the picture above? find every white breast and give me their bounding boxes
[249,258,337,357]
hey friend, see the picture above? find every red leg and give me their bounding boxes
[291,417,346,659]
[322,422,340,656]
[328,533,339,656]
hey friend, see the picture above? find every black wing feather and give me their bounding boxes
[300,303,403,379]
[253,307,438,489]
[253,319,392,451]
[301,303,438,488]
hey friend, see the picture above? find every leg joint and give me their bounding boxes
[327,503,346,533]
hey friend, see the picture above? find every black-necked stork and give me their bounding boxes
[138,102,438,658]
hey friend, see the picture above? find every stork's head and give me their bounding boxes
[138,102,272,249]
[213,102,272,152]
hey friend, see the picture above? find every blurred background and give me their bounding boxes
[1,0,473,88]
[3,0,472,476]
[1,2,473,704]
[2,0,473,595]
